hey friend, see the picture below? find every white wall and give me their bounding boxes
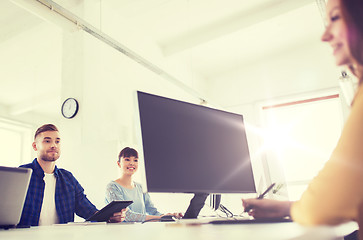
[0,22,62,125]
[206,39,341,107]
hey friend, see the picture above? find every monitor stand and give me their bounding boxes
[210,194,221,211]
[182,193,209,219]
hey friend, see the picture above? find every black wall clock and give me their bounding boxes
[61,98,79,119]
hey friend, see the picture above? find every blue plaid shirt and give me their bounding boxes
[18,159,98,226]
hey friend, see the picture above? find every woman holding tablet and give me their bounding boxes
[105,147,182,222]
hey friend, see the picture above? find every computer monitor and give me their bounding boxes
[136,91,256,216]
[136,91,256,192]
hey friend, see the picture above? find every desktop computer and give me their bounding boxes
[136,91,256,218]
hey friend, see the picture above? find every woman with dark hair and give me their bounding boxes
[243,0,363,227]
[105,147,182,222]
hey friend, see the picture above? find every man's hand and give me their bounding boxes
[108,208,127,223]
[242,198,293,219]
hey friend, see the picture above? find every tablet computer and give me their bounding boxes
[87,200,133,222]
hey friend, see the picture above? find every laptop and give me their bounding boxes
[0,166,32,228]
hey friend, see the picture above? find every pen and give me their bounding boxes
[257,183,275,199]
[244,183,276,212]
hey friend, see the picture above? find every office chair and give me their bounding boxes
[358,201,363,240]
[343,201,363,240]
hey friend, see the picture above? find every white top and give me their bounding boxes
[39,173,59,226]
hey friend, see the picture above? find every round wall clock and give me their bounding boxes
[61,98,79,119]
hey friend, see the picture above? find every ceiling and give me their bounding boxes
[97,0,324,78]
[0,0,325,120]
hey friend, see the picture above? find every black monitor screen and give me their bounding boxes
[137,91,256,194]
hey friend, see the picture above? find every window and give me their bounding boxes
[260,93,344,200]
[0,119,32,167]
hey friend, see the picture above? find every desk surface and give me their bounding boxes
[0,220,358,240]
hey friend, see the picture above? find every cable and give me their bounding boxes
[218,204,234,218]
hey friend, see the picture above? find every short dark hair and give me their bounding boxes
[34,124,58,140]
[118,147,138,162]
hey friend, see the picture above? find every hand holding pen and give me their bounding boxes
[243,183,276,213]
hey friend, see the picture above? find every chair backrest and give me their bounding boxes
[358,201,363,240]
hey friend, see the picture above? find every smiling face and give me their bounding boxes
[32,131,61,162]
[321,0,352,66]
[118,156,139,176]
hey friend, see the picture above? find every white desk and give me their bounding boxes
[0,220,358,240]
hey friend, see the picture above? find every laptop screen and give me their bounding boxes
[0,166,32,227]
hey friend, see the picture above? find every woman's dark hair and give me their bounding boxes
[118,147,138,162]
[340,0,363,82]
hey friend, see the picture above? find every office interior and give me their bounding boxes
[0,0,356,218]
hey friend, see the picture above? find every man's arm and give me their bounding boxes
[74,179,126,223]
[73,179,98,220]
